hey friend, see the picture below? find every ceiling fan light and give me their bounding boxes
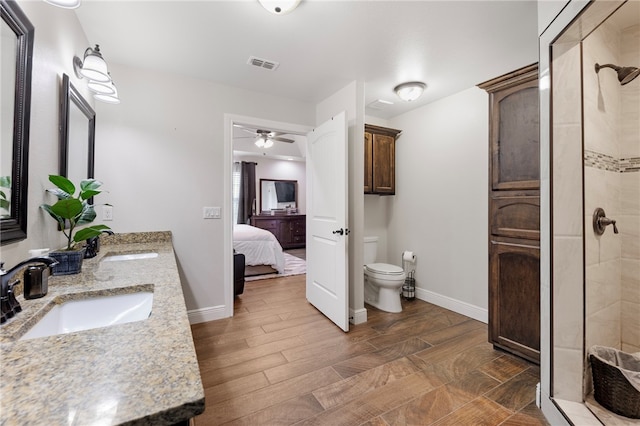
[394,81,426,102]
[258,0,301,15]
[264,139,274,148]
[255,137,266,148]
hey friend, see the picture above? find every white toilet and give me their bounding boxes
[364,236,406,313]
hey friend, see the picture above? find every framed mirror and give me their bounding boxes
[260,179,297,213]
[59,74,95,188]
[1,0,34,244]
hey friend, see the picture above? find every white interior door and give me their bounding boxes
[306,111,349,331]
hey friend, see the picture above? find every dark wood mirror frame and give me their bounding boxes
[0,0,34,245]
[59,74,95,187]
[259,179,298,213]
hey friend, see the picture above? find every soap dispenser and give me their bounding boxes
[24,264,51,299]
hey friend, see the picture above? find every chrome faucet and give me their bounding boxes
[1,257,58,324]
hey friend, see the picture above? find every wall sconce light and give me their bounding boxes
[73,45,120,104]
[258,0,301,15]
[394,81,426,102]
[43,0,81,9]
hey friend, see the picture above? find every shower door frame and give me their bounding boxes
[540,0,629,424]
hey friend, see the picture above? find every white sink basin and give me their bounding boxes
[102,252,158,262]
[20,292,153,340]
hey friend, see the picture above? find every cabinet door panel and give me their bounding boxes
[372,134,395,194]
[489,241,540,362]
[491,80,539,190]
[491,196,540,240]
[364,132,373,193]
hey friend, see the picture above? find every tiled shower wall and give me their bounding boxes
[583,21,640,354]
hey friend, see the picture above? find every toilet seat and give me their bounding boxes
[365,263,404,276]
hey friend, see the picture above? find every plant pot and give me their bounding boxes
[49,248,86,276]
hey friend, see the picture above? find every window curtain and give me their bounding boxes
[237,161,256,225]
[232,162,241,224]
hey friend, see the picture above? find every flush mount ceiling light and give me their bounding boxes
[595,63,640,86]
[73,45,110,82]
[394,81,426,102]
[258,0,301,15]
[43,0,81,9]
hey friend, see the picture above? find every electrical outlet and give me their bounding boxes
[203,207,221,219]
[103,205,113,221]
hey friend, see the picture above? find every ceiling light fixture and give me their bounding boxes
[394,81,426,102]
[73,45,120,104]
[255,136,274,149]
[258,0,301,15]
[43,0,81,9]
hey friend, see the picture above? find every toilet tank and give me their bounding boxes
[364,236,379,264]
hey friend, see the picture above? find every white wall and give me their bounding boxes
[316,80,367,324]
[234,156,306,214]
[93,63,315,314]
[387,87,489,321]
[3,2,91,266]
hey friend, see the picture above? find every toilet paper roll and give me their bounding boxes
[402,251,416,263]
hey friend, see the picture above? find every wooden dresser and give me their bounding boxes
[250,214,306,249]
[478,63,540,363]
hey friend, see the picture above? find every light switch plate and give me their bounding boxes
[203,207,221,219]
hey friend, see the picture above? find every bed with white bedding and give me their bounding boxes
[233,224,285,275]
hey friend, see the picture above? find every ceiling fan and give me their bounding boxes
[234,125,295,148]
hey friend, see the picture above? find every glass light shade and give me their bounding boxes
[255,137,266,148]
[94,86,120,104]
[263,139,274,148]
[87,79,116,95]
[394,82,426,102]
[80,48,110,82]
[43,0,81,9]
[258,0,301,15]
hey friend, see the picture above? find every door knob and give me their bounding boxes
[332,228,344,235]
[593,207,619,235]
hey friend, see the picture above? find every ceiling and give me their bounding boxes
[75,1,539,120]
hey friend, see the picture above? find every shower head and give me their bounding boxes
[595,63,640,85]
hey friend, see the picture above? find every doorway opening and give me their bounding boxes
[225,114,311,317]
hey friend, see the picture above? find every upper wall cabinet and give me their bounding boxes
[364,124,401,195]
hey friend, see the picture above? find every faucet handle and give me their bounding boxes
[7,279,22,314]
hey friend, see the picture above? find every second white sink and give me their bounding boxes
[102,252,158,262]
[20,291,154,341]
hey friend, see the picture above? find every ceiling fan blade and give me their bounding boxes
[271,136,295,143]
[240,127,258,136]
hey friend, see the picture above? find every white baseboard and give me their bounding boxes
[415,288,488,324]
[350,307,367,325]
[187,305,227,324]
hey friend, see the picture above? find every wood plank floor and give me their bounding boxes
[191,275,549,425]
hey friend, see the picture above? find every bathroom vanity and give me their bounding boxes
[0,232,204,425]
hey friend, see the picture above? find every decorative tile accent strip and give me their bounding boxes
[585,150,640,173]
[620,157,640,173]
[585,150,619,172]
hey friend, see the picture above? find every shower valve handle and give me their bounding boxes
[593,207,619,235]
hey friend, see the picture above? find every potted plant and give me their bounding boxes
[40,175,111,275]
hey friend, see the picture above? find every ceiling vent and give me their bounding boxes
[247,56,280,71]
[367,99,394,110]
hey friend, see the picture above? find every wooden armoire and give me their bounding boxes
[478,64,540,363]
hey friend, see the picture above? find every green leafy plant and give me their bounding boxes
[0,176,10,218]
[40,175,111,251]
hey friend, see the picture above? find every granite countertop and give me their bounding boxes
[0,232,205,425]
